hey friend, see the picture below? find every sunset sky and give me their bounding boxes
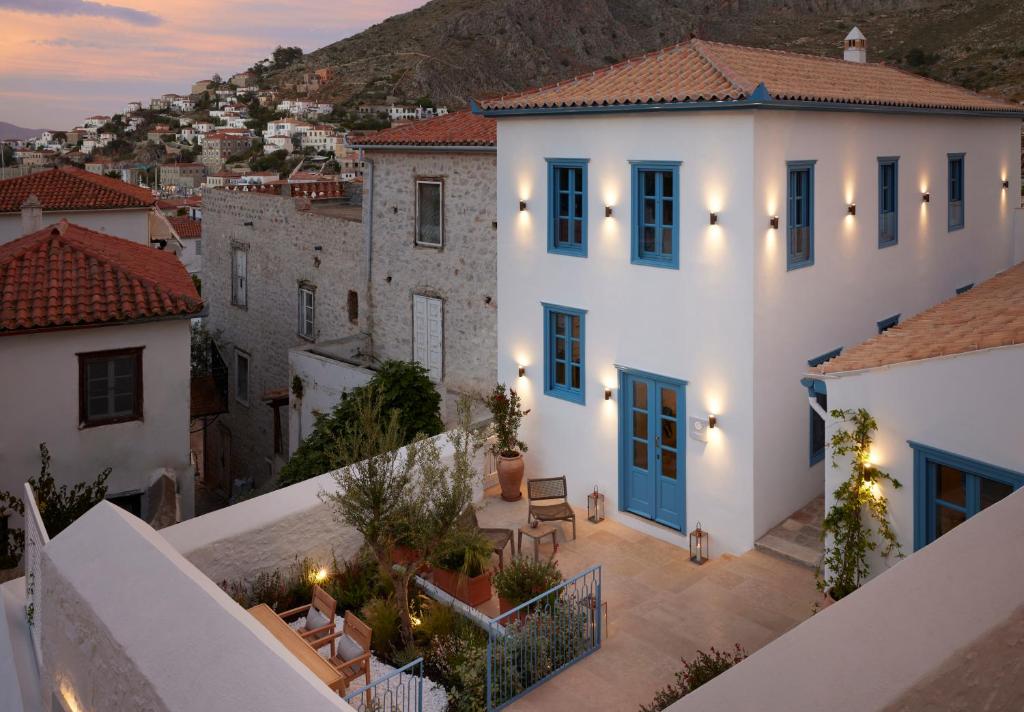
[0,0,427,129]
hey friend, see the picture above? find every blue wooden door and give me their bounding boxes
[621,372,685,530]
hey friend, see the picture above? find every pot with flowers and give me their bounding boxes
[492,555,562,621]
[486,384,530,501]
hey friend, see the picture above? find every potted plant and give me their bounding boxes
[487,384,529,501]
[492,556,562,619]
[431,529,494,607]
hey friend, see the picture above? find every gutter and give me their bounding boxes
[354,144,495,153]
[0,310,202,338]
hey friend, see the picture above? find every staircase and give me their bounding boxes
[755,495,825,570]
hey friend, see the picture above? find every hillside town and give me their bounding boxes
[2,6,1024,712]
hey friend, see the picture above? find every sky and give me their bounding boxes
[0,0,428,129]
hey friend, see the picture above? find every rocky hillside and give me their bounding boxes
[265,0,1024,108]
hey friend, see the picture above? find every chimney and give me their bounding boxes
[20,194,42,235]
[843,27,867,63]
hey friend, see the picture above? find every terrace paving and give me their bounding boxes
[475,488,819,711]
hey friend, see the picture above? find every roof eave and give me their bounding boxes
[0,309,203,338]
[355,143,496,152]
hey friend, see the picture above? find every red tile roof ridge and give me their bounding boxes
[690,38,752,96]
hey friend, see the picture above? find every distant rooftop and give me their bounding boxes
[0,167,155,213]
[352,111,496,148]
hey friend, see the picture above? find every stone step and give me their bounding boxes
[755,532,821,570]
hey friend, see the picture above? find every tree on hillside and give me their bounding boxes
[270,46,303,70]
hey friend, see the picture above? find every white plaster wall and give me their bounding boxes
[496,112,757,555]
[0,209,151,245]
[1014,206,1024,264]
[751,111,1019,539]
[822,345,1024,574]
[287,349,374,455]
[178,237,202,274]
[0,320,194,523]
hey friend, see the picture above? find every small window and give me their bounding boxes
[195,240,202,256]
[297,284,315,340]
[235,350,250,406]
[79,348,143,427]
[809,391,827,465]
[877,314,900,333]
[631,161,680,268]
[878,157,898,248]
[948,153,964,231]
[543,303,586,404]
[347,290,359,324]
[231,244,247,307]
[415,180,443,246]
[787,161,816,270]
[547,159,588,256]
[108,491,143,518]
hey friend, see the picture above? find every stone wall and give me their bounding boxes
[364,149,497,421]
[202,188,365,486]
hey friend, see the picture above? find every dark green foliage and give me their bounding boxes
[486,383,528,456]
[638,645,747,712]
[431,528,492,578]
[362,597,403,660]
[278,360,442,486]
[905,47,940,67]
[270,45,304,70]
[191,273,202,297]
[492,556,561,606]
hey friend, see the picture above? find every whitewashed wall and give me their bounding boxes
[822,344,1024,575]
[752,111,1020,540]
[0,209,151,245]
[287,348,374,456]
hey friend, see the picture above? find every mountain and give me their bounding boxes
[263,0,1024,109]
[0,122,51,141]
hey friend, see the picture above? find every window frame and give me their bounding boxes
[877,156,899,248]
[78,347,144,428]
[230,242,248,308]
[877,314,900,333]
[546,158,589,257]
[297,283,316,341]
[786,160,816,270]
[542,302,587,405]
[630,160,681,269]
[414,178,444,248]
[805,349,840,466]
[947,153,965,232]
[235,349,250,406]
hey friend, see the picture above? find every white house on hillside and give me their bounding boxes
[477,33,1024,555]
[0,221,203,532]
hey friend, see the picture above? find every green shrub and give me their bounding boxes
[432,529,493,577]
[362,597,403,662]
[327,549,387,613]
[492,556,561,607]
[278,360,442,486]
[638,645,746,712]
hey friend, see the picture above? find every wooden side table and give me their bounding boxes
[518,524,557,561]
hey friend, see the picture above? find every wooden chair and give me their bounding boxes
[319,611,373,703]
[459,506,515,569]
[527,476,576,540]
[277,585,337,654]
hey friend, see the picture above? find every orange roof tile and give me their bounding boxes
[167,215,201,239]
[0,221,202,334]
[352,111,496,147]
[817,263,1024,375]
[478,38,1024,115]
[0,167,155,213]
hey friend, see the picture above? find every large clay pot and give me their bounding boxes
[497,452,525,502]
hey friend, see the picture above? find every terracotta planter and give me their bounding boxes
[433,568,493,607]
[497,596,529,624]
[391,545,421,566]
[497,452,525,502]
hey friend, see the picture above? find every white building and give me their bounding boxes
[167,214,202,274]
[479,35,1024,555]
[83,115,109,129]
[124,101,142,114]
[0,221,202,527]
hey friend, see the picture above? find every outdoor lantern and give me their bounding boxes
[689,522,708,565]
[588,485,606,523]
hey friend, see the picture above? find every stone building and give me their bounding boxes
[159,162,207,190]
[201,185,364,489]
[201,132,253,171]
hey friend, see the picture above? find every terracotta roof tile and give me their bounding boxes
[0,167,155,213]
[167,215,201,239]
[817,263,1024,375]
[478,39,1024,115]
[0,221,202,333]
[352,111,496,147]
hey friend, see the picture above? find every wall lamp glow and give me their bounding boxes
[847,203,856,216]
[518,200,527,212]
[709,212,718,225]
[604,205,614,218]
[769,216,779,229]
[708,414,718,429]
[1002,179,1010,189]
[921,192,930,203]
[517,365,526,378]
[604,387,613,401]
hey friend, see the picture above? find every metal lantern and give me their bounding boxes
[689,522,708,565]
[587,485,605,523]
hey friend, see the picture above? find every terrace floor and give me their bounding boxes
[475,490,819,712]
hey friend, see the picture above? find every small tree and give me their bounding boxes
[486,384,528,457]
[320,396,483,644]
[818,408,902,600]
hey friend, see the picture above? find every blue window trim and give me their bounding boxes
[877,156,899,248]
[786,160,816,270]
[807,346,842,368]
[877,314,900,333]
[546,158,589,257]
[956,283,974,295]
[630,160,681,269]
[947,153,965,232]
[910,441,1024,551]
[542,302,587,404]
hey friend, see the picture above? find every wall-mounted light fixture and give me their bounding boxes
[604,387,613,401]
[769,216,779,230]
[517,364,526,378]
[709,212,718,225]
[847,203,856,216]
[1002,179,1010,189]
[708,413,718,429]
[518,200,528,212]
[604,205,614,218]
[921,192,930,203]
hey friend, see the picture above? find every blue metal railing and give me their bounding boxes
[343,657,424,712]
[485,565,602,710]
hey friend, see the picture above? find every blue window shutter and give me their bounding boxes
[546,158,589,257]
[542,303,587,404]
